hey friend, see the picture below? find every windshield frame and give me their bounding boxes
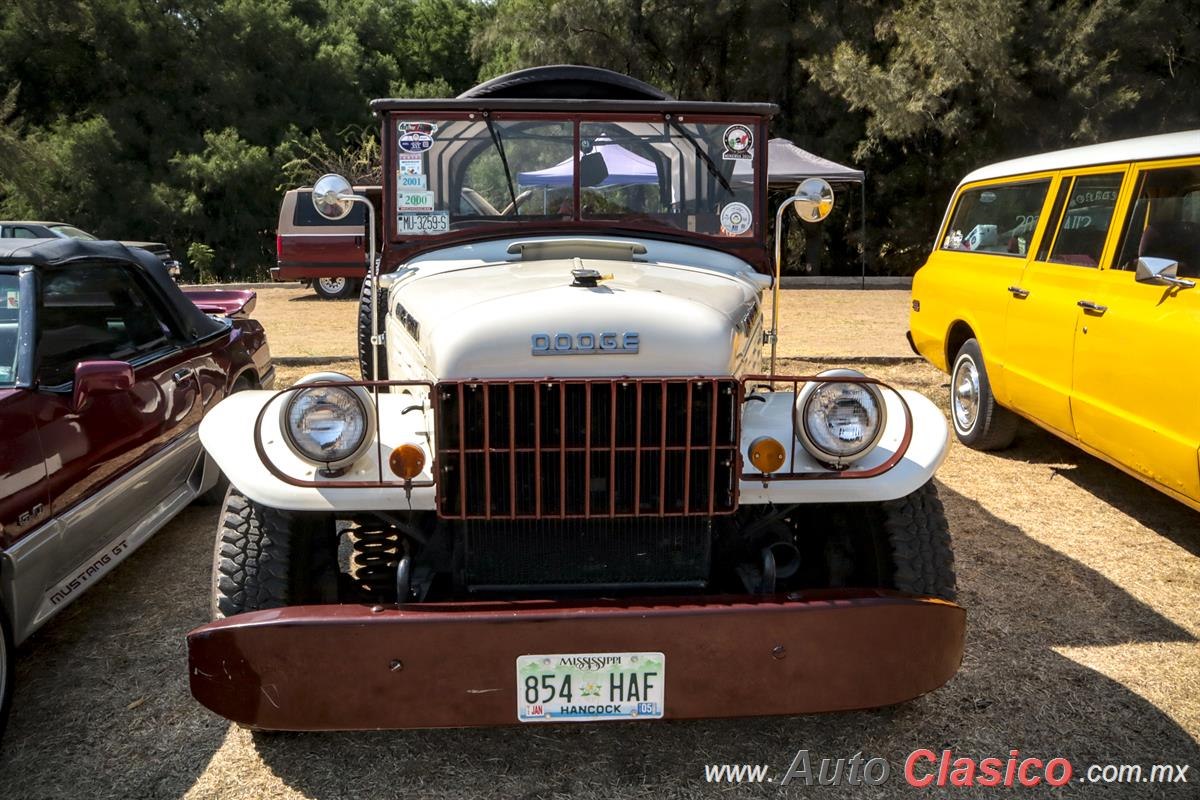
[0,265,35,389]
[379,107,773,273]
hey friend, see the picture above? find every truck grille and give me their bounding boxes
[434,378,740,519]
[462,517,712,591]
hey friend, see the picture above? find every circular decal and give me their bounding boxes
[720,202,753,236]
[722,124,754,160]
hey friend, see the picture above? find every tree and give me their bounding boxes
[0,0,492,279]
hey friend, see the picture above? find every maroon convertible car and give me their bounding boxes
[0,238,273,735]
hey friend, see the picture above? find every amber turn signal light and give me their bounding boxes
[388,443,426,480]
[748,436,786,473]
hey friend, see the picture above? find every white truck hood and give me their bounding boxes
[389,257,762,379]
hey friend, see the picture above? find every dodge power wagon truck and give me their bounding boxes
[188,66,964,730]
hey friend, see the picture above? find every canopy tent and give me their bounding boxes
[737,137,867,283]
[517,141,658,187]
[734,138,864,186]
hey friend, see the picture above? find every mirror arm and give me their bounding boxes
[769,195,803,375]
[339,193,379,388]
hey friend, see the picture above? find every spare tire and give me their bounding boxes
[459,65,673,100]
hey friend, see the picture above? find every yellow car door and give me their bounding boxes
[1071,158,1200,509]
[1003,168,1127,437]
[920,176,1054,392]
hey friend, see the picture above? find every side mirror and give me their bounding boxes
[1135,256,1195,289]
[73,360,134,411]
[792,177,835,222]
[580,151,609,188]
[312,173,355,220]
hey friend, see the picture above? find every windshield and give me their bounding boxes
[48,224,97,240]
[389,114,762,241]
[0,273,20,386]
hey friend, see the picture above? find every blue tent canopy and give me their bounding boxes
[517,141,659,187]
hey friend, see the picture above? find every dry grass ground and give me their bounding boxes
[254,285,916,361]
[0,293,1196,799]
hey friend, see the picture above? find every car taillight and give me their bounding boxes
[276,234,282,260]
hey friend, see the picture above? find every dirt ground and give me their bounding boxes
[252,284,916,361]
[0,292,1197,799]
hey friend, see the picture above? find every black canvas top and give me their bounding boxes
[0,238,223,340]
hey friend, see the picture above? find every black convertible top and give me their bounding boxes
[0,238,223,340]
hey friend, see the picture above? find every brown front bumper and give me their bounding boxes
[187,590,965,731]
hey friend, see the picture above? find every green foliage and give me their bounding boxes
[187,242,217,284]
[0,0,491,279]
[475,0,1200,273]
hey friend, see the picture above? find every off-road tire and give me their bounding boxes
[882,481,956,601]
[950,338,1018,451]
[358,272,388,381]
[313,276,358,300]
[211,487,338,619]
[0,605,12,741]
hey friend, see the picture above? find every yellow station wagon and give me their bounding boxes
[909,130,1200,511]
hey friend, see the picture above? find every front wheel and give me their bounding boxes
[211,487,338,619]
[950,338,1018,451]
[883,481,957,601]
[313,276,358,300]
[358,272,388,381]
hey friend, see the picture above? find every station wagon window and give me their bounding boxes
[1042,173,1124,267]
[0,273,18,385]
[1113,164,1200,277]
[942,180,1050,256]
[36,263,176,387]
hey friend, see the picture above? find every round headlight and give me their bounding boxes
[281,376,373,469]
[794,370,886,467]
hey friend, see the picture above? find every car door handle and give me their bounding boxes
[1077,300,1108,314]
[1008,285,1030,299]
[172,367,196,384]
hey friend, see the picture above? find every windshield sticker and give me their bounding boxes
[720,202,753,236]
[5,290,17,309]
[398,190,435,211]
[0,367,11,382]
[398,173,427,190]
[398,122,437,154]
[722,124,753,160]
[398,211,450,236]
[397,152,424,176]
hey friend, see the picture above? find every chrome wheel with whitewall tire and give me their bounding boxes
[950,338,1018,451]
[951,355,980,433]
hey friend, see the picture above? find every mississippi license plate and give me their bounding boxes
[516,652,665,722]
